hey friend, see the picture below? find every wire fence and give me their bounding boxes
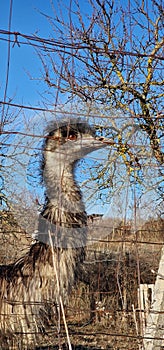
[0,211,163,349]
[0,1,164,349]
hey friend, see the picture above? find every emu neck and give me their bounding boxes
[39,158,87,242]
[44,159,85,213]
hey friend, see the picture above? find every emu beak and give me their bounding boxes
[96,136,115,146]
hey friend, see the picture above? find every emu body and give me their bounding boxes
[0,119,106,348]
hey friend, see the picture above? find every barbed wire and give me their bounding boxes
[0,100,164,120]
[0,29,164,61]
[0,5,163,348]
[1,4,13,128]
[0,227,163,246]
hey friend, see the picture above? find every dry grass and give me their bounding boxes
[0,211,163,349]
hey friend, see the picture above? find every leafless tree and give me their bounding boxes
[39,0,163,165]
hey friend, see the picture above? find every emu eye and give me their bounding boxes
[67,133,77,141]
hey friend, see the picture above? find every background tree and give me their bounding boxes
[40,0,163,164]
[0,0,163,220]
[36,0,163,216]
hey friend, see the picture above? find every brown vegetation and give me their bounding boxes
[0,211,163,349]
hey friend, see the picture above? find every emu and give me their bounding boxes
[0,119,107,348]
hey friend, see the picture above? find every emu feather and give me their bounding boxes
[0,119,106,348]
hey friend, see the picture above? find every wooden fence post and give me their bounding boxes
[143,246,164,349]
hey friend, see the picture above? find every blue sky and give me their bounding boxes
[1,1,54,105]
[1,0,109,216]
[0,0,92,106]
[1,1,162,221]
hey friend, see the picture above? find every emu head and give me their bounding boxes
[43,119,106,169]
